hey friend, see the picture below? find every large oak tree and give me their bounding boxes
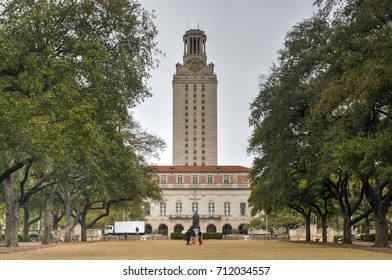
[0,0,163,247]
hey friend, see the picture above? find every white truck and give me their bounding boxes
[104,221,145,235]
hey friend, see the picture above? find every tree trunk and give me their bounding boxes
[41,186,57,245]
[373,212,390,247]
[363,179,391,247]
[321,216,328,243]
[0,220,3,241]
[64,187,73,243]
[342,214,353,244]
[80,215,87,242]
[22,205,30,236]
[305,211,311,241]
[3,176,20,247]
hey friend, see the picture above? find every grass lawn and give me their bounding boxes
[1,240,392,260]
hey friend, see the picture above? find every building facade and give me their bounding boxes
[172,29,217,166]
[145,166,251,235]
[145,29,252,236]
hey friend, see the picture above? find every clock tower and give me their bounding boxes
[172,29,218,166]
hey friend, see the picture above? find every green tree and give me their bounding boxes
[248,16,333,242]
[313,0,392,247]
[0,0,162,247]
[249,0,391,247]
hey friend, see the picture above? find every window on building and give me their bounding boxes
[224,203,231,216]
[240,203,246,216]
[208,203,215,218]
[185,84,188,92]
[177,175,183,183]
[176,202,182,217]
[224,175,230,184]
[145,203,150,216]
[202,84,205,92]
[160,202,166,216]
[192,175,198,184]
[192,202,198,214]
[193,84,197,92]
[207,175,213,184]
[160,175,166,184]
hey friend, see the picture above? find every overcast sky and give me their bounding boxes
[133,0,318,167]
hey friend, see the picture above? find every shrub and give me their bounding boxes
[18,234,32,242]
[170,232,185,240]
[202,232,222,240]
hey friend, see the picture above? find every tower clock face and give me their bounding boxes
[187,58,203,72]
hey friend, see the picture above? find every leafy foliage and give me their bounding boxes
[0,0,164,246]
[248,0,392,246]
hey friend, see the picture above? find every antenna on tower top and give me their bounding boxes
[187,19,189,30]
[197,22,200,29]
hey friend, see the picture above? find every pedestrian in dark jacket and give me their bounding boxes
[186,228,191,245]
[197,230,202,245]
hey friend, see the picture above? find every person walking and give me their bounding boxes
[197,230,203,245]
[190,227,196,245]
[185,228,191,245]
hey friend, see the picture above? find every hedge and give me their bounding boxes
[18,234,32,242]
[170,232,186,240]
[170,232,223,240]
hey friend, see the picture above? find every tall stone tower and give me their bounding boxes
[172,29,218,166]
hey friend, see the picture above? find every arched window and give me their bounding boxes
[206,224,217,233]
[158,224,168,236]
[222,224,233,235]
[174,224,184,233]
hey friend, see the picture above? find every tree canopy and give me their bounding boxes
[248,0,392,246]
[0,0,164,246]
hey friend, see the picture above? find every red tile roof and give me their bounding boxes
[151,165,251,173]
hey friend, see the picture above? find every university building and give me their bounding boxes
[145,29,252,236]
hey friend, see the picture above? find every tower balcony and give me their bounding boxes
[168,214,221,220]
